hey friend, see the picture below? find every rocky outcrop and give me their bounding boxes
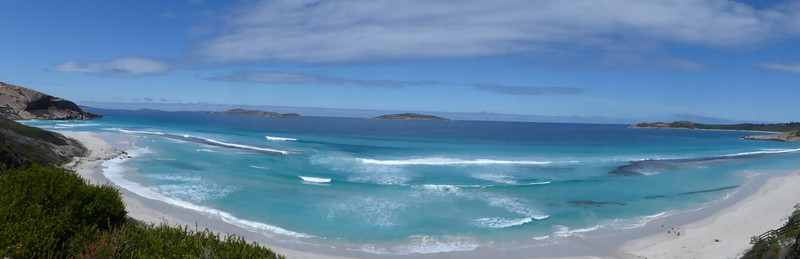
[204,109,301,118]
[740,131,800,142]
[0,82,101,120]
[371,113,450,121]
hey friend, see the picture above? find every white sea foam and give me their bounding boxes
[359,157,550,166]
[200,137,292,155]
[486,196,550,220]
[533,235,550,240]
[117,128,166,135]
[146,174,202,182]
[326,197,404,228]
[196,148,215,153]
[356,235,480,254]
[527,181,551,185]
[266,136,297,141]
[474,217,533,228]
[471,173,519,185]
[723,147,800,157]
[250,165,269,170]
[299,176,332,183]
[393,235,480,254]
[417,184,464,196]
[553,224,603,237]
[101,149,314,238]
[153,184,239,202]
[56,123,100,127]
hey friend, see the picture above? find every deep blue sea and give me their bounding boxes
[23,109,800,254]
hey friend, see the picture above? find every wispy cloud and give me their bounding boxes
[195,0,799,63]
[55,57,170,77]
[757,62,800,73]
[208,71,404,88]
[476,85,584,95]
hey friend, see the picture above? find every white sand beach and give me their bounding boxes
[58,130,800,259]
[618,172,800,259]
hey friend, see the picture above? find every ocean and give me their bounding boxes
[23,109,800,255]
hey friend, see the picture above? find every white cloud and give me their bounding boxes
[208,71,404,88]
[195,0,797,63]
[758,62,800,73]
[55,57,170,77]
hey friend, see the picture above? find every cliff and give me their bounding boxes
[371,113,450,121]
[204,109,301,118]
[0,82,101,120]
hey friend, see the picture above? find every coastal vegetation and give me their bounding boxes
[0,165,284,258]
[204,109,301,118]
[630,121,800,132]
[631,121,800,142]
[0,83,283,258]
[0,116,86,167]
[371,113,450,121]
[742,204,800,259]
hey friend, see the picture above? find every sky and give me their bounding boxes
[2,0,800,123]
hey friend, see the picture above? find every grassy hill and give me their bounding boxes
[0,116,86,167]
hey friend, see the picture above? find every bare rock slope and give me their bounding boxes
[0,82,101,120]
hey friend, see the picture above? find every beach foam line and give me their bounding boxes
[199,137,292,155]
[56,123,100,127]
[250,165,269,170]
[299,176,332,183]
[722,147,800,157]
[117,128,292,155]
[101,149,314,239]
[356,235,481,254]
[611,147,800,176]
[266,136,297,141]
[474,217,533,228]
[359,157,551,166]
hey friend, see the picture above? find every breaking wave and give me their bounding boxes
[299,176,332,183]
[359,157,551,166]
[474,217,533,228]
[266,136,297,141]
[101,148,314,238]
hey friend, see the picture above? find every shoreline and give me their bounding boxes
[58,131,355,259]
[58,130,800,259]
[617,171,800,258]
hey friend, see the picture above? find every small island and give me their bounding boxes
[630,120,800,142]
[204,109,301,118]
[371,113,450,121]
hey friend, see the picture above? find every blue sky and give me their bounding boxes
[2,0,800,123]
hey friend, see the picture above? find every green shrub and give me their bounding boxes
[74,223,285,259]
[0,165,126,257]
[0,164,284,258]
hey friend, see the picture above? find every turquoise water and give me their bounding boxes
[24,109,800,254]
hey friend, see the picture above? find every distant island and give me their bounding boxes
[204,109,301,118]
[371,113,450,121]
[630,121,800,142]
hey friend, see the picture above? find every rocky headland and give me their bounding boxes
[204,109,301,118]
[631,120,800,142]
[0,82,101,167]
[371,113,450,121]
[1,82,102,120]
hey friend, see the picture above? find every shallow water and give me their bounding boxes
[25,109,800,254]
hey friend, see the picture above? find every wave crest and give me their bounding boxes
[359,157,550,166]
